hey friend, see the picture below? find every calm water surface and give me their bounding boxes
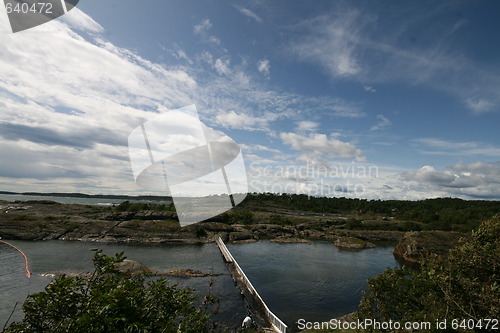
[1,239,398,331]
[0,194,171,205]
[228,241,398,329]
[0,240,244,330]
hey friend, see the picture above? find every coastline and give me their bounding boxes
[0,199,468,267]
[0,199,404,244]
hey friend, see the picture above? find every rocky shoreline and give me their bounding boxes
[41,260,219,279]
[0,200,404,244]
[334,236,376,249]
[393,230,469,263]
[0,200,467,263]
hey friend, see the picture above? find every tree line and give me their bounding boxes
[240,193,500,232]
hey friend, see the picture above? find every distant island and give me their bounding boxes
[0,191,172,202]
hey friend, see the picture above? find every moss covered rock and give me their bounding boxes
[334,236,375,249]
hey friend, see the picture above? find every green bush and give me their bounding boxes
[269,214,291,226]
[195,226,208,238]
[345,218,362,229]
[115,201,131,212]
[5,251,218,333]
[65,223,80,232]
[358,215,500,331]
[229,210,254,225]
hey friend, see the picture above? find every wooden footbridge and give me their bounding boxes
[216,237,287,333]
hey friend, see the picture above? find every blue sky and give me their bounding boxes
[0,0,499,200]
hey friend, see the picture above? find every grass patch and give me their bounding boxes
[344,237,366,245]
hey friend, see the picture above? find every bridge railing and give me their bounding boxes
[216,237,287,333]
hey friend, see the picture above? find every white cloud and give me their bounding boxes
[214,58,231,75]
[370,115,391,131]
[246,156,498,200]
[364,85,376,93]
[257,59,270,76]
[0,10,200,194]
[233,5,263,23]
[0,138,134,192]
[290,10,365,78]
[413,138,500,157]
[169,47,194,64]
[59,7,103,33]
[193,18,212,35]
[208,35,221,45]
[404,165,456,186]
[465,98,494,114]
[402,162,500,199]
[197,50,214,64]
[0,27,196,113]
[240,144,281,154]
[280,132,365,162]
[193,19,220,45]
[214,111,275,131]
[295,120,319,132]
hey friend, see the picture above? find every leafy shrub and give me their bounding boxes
[229,210,254,225]
[66,223,80,232]
[269,214,291,225]
[358,215,500,330]
[195,226,208,238]
[345,218,363,229]
[115,200,131,212]
[5,251,218,333]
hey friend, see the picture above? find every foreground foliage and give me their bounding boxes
[358,215,499,332]
[5,251,217,333]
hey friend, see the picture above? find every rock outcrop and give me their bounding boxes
[41,259,218,278]
[334,236,375,249]
[0,201,230,244]
[393,231,468,263]
[228,231,258,243]
[0,200,411,249]
[116,259,219,277]
[270,236,309,243]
